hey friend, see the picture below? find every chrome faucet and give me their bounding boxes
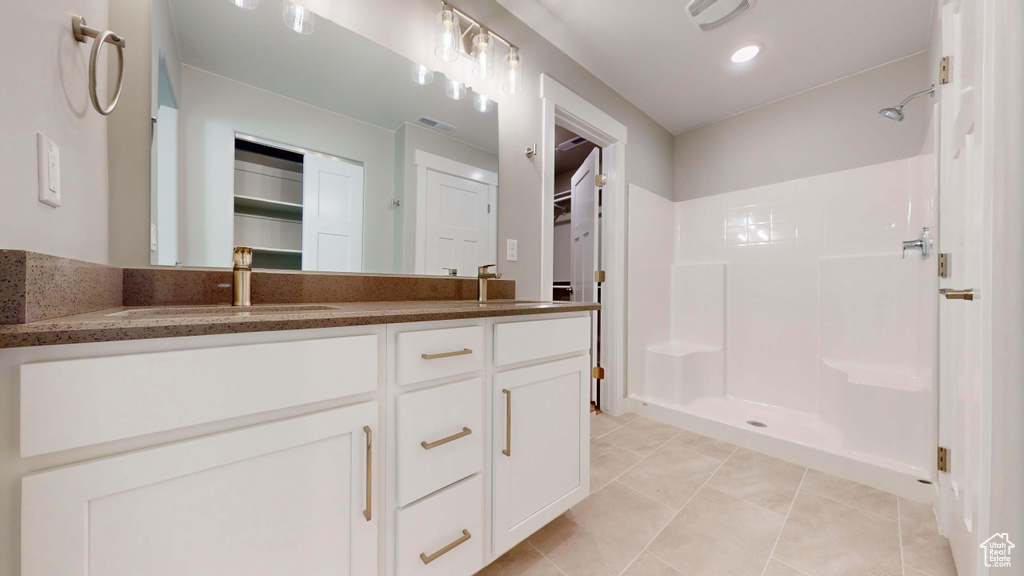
[442,267,459,276]
[902,227,933,260]
[477,264,501,302]
[232,246,252,306]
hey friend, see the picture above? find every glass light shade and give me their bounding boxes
[234,0,258,9]
[283,1,315,34]
[473,93,494,113]
[434,8,462,63]
[471,30,495,79]
[446,78,467,100]
[503,47,522,95]
[412,64,434,86]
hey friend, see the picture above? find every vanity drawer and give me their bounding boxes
[397,475,483,576]
[493,316,591,366]
[397,378,483,506]
[397,325,484,386]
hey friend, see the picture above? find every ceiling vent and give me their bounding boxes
[685,0,756,31]
[415,116,456,135]
[556,135,589,152]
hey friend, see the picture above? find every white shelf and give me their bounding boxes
[234,195,303,216]
[250,246,303,255]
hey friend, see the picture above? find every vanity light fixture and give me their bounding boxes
[412,64,435,86]
[434,5,462,62]
[283,0,315,35]
[233,0,258,9]
[471,29,495,79]
[473,92,494,113]
[446,78,467,100]
[731,44,760,63]
[503,47,522,95]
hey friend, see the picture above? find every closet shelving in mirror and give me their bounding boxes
[233,138,305,270]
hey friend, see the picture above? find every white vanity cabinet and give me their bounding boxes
[13,312,593,576]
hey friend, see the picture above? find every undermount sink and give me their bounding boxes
[107,305,339,318]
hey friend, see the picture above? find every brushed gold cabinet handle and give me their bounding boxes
[502,389,512,457]
[363,425,372,521]
[419,529,472,565]
[422,427,472,450]
[421,348,473,360]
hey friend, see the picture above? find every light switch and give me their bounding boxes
[150,223,159,251]
[506,239,518,262]
[36,133,61,207]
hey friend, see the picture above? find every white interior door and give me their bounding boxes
[302,153,364,272]
[938,1,986,574]
[569,148,600,305]
[424,170,490,277]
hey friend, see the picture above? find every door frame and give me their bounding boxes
[413,150,498,275]
[540,75,628,416]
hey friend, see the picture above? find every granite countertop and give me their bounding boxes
[0,300,600,349]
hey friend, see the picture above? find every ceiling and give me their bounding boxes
[554,125,599,175]
[498,0,935,134]
[167,0,498,152]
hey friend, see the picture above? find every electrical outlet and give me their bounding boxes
[36,133,61,207]
[506,239,518,262]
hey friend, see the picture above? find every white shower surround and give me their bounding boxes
[627,156,938,500]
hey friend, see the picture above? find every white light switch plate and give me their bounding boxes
[36,133,61,207]
[506,239,518,262]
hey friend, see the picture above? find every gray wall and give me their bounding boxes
[0,1,111,263]
[674,52,935,201]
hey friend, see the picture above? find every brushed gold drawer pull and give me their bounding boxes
[419,529,472,565]
[363,426,372,521]
[502,388,512,457]
[421,348,473,360]
[421,427,472,450]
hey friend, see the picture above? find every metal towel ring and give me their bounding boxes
[72,16,126,116]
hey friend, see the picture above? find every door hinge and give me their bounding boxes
[939,56,951,85]
[595,174,608,187]
[938,253,950,278]
[938,446,950,472]
[594,270,606,283]
[593,366,605,380]
[487,203,491,214]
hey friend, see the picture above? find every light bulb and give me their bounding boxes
[731,45,760,63]
[234,0,258,8]
[446,78,467,100]
[283,0,314,34]
[412,64,434,86]
[434,7,462,63]
[472,30,494,79]
[503,47,522,95]
[474,92,494,113]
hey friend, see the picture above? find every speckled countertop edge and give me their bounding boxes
[0,301,599,349]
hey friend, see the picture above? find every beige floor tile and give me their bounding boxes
[899,498,958,576]
[706,448,805,514]
[474,541,563,576]
[529,481,675,576]
[622,552,684,576]
[765,560,811,576]
[601,417,680,457]
[618,442,722,509]
[590,438,642,490]
[904,567,937,576]
[647,487,785,576]
[590,413,623,438]
[801,469,898,520]
[670,429,737,461]
[774,491,902,576]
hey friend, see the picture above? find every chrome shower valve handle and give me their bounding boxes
[902,227,933,260]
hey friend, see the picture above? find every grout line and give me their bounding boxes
[771,558,815,576]
[614,441,737,576]
[760,467,807,576]
[898,497,906,576]
[800,488,900,523]
[527,540,570,576]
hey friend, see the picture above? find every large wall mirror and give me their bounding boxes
[151,0,499,276]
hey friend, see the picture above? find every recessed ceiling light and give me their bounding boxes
[731,45,760,63]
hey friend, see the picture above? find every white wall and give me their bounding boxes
[177,66,396,271]
[394,122,498,273]
[0,1,110,263]
[674,52,936,201]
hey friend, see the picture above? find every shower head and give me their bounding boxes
[879,85,935,122]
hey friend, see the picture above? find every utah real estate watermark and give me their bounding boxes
[980,533,1014,569]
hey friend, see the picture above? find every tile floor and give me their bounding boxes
[477,412,958,576]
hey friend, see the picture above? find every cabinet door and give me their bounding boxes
[492,356,591,556]
[22,402,379,576]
